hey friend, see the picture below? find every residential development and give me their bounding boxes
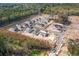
[9,14,67,56]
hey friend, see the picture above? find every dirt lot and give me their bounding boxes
[65,16,79,40]
[58,16,79,56]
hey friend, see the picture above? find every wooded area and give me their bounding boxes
[0,4,79,27]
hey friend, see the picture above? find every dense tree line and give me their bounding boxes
[1,3,74,26]
[0,4,39,27]
[0,3,79,27]
[43,3,79,15]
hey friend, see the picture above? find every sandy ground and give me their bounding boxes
[58,16,79,56]
[65,16,79,40]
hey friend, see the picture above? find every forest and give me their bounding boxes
[0,4,79,27]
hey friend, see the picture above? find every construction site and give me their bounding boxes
[9,14,67,56]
